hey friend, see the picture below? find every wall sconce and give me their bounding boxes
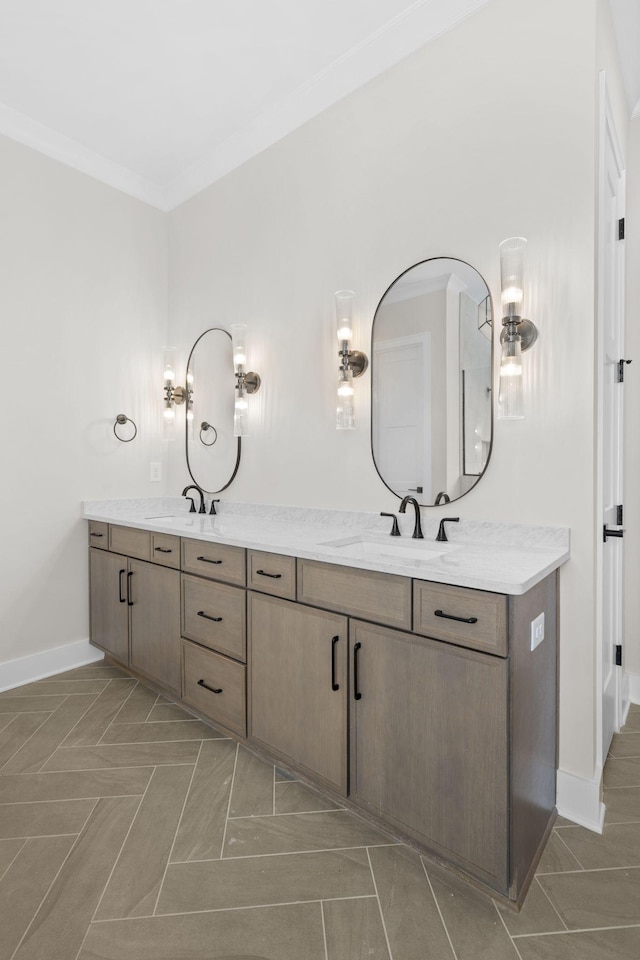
[230,323,261,437]
[498,238,538,420]
[335,290,368,430]
[162,347,185,441]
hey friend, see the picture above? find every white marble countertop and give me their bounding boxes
[83,498,570,596]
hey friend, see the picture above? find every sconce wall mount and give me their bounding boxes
[497,237,538,421]
[335,289,368,430]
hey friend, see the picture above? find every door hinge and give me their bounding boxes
[617,504,624,526]
[616,644,623,667]
[618,359,632,383]
[618,218,625,240]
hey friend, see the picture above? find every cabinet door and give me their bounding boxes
[248,593,348,794]
[350,620,509,892]
[89,548,129,664]
[129,559,181,696]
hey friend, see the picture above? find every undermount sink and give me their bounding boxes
[320,535,448,565]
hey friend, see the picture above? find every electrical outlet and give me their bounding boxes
[530,612,545,651]
[150,462,161,482]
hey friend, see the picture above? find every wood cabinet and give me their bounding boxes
[88,520,558,904]
[128,559,181,695]
[248,592,348,794]
[349,619,509,891]
[89,548,129,664]
[89,546,181,696]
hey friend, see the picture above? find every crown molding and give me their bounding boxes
[0,1,491,211]
[161,0,493,210]
[0,102,168,209]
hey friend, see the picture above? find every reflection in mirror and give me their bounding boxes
[371,258,493,506]
[185,328,241,494]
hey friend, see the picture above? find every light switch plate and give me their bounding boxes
[531,612,545,651]
[150,462,161,482]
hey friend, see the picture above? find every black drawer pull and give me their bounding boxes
[198,678,222,694]
[118,569,126,603]
[90,532,104,538]
[255,569,283,579]
[155,547,173,554]
[434,609,478,624]
[197,611,223,622]
[126,571,134,606]
[331,636,340,691]
[197,556,223,564]
[354,641,362,700]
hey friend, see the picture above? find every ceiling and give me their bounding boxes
[0,0,638,212]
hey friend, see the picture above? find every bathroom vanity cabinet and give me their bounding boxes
[87,519,558,905]
[88,521,181,695]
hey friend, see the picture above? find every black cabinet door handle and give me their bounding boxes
[434,609,478,624]
[90,532,104,538]
[126,571,134,606]
[154,547,173,553]
[255,569,283,579]
[331,636,340,691]
[197,678,222,694]
[197,611,223,623]
[118,569,126,604]
[354,642,362,700]
[197,556,223,564]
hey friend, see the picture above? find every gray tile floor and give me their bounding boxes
[1,663,639,959]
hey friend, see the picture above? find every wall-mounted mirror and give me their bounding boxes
[371,258,493,506]
[185,328,240,493]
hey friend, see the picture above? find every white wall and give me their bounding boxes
[0,135,168,669]
[168,0,599,786]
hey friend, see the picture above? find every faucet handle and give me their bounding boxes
[380,512,401,537]
[209,499,220,515]
[186,497,196,513]
[436,517,459,542]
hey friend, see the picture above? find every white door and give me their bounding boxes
[598,74,626,764]
[373,335,431,501]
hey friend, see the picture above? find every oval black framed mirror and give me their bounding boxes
[371,257,493,506]
[185,327,241,494]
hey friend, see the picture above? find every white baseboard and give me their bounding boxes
[556,767,605,833]
[628,671,640,704]
[0,639,104,692]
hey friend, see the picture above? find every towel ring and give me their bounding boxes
[114,414,137,442]
[199,422,218,447]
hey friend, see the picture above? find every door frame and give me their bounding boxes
[595,70,627,773]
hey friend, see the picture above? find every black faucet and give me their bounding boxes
[181,484,206,514]
[436,517,459,542]
[380,512,401,536]
[399,496,423,539]
[434,491,450,505]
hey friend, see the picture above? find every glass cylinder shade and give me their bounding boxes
[336,367,355,430]
[499,237,527,319]
[234,387,248,437]
[498,336,524,420]
[230,323,247,372]
[335,290,354,343]
[162,400,176,440]
[162,346,176,383]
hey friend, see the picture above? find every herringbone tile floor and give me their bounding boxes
[1,662,640,959]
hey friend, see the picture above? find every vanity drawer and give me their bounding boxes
[413,581,508,656]
[151,533,181,569]
[182,538,246,585]
[297,559,412,630]
[109,525,150,561]
[182,574,246,662]
[182,639,246,737]
[248,550,296,599]
[88,520,109,549]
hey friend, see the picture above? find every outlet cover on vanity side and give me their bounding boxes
[531,612,545,651]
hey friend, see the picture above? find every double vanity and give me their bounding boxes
[84,497,569,907]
